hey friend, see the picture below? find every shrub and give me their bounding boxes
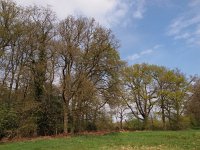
[124,119,144,130]
[0,107,19,139]
[18,117,37,137]
[86,122,97,131]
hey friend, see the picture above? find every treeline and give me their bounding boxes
[0,0,199,139]
[115,64,197,130]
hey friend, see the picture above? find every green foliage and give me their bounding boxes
[85,122,97,131]
[169,116,191,130]
[125,119,144,130]
[36,96,63,136]
[121,64,191,131]
[96,113,114,131]
[0,106,18,139]
[122,64,160,129]
[187,79,200,128]
[18,117,37,137]
[190,114,200,127]
[150,119,164,130]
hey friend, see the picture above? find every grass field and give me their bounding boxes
[0,130,200,150]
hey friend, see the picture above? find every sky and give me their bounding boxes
[15,0,200,76]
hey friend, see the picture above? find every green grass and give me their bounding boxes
[0,130,200,150]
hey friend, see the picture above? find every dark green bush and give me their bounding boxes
[125,119,144,130]
[86,122,97,131]
[0,107,19,139]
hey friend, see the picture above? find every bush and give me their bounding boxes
[18,117,37,137]
[86,122,97,131]
[150,120,163,130]
[168,116,191,130]
[96,117,114,131]
[189,114,200,128]
[0,107,19,139]
[124,119,144,130]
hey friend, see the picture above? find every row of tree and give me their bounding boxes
[0,0,123,138]
[115,64,194,130]
[0,0,199,139]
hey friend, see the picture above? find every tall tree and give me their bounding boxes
[187,78,200,127]
[57,16,122,133]
[122,64,158,129]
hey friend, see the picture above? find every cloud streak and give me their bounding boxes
[127,44,162,61]
[167,0,200,46]
[127,49,154,61]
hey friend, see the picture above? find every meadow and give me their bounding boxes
[0,130,199,150]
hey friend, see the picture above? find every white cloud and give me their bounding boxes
[15,0,130,27]
[127,49,153,61]
[174,32,191,40]
[132,0,146,19]
[153,44,162,49]
[15,0,149,27]
[127,44,162,61]
[189,0,200,7]
[127,54,140,61]
[127,47,158,61]
[167,0,200,46]
[140,49,153,55]
[14,0,134,27]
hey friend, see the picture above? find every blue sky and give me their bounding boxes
[16,0,200,75]
[111,0,200,76]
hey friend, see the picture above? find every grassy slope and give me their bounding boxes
[0,130,200,150]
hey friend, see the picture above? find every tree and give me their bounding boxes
[122,64,158,129]
[121,64,191,130]
[161,70,190,129]
[57,16,122,134]
[187,78,200,127]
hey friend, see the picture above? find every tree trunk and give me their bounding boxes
[63,104,68,134]
[70,99,76,134]
[143,116,148,130]
[120,110,123,130]
[161,97,166,130]
[120,118,123,130]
